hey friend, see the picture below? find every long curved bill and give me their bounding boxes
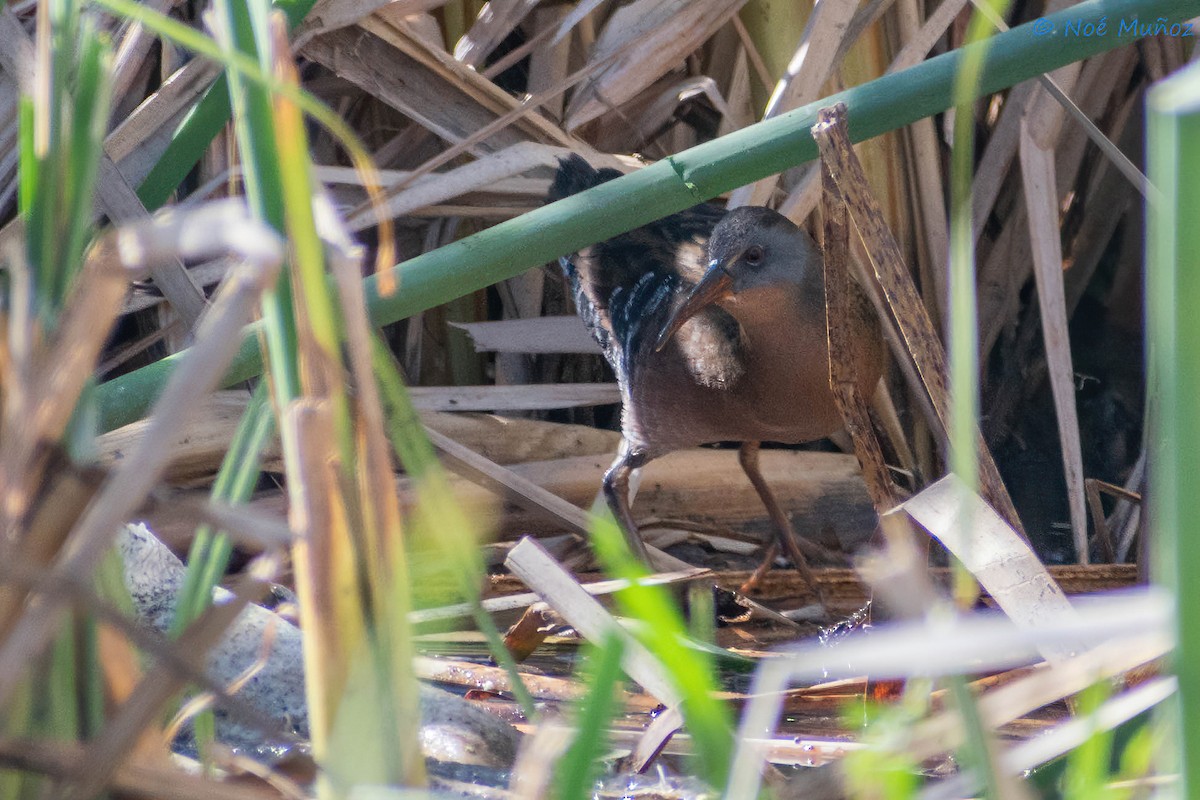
[654,261,734,352]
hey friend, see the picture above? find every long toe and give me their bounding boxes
[738,541,779,594]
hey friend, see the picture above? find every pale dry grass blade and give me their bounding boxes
[141,448,874,551]
[157,493,296,549]
[730,0,860,208]
[728,14,774,91]
[889,0,951,317]
[424,423,596,535]
[908,631,1169,764]
[96,155,208,329]
[315,190,396,498]
[774,160,820,222]
[725,588,1170,798]
[624,706,684,773]
[527,5,570,119]
[321,165,548,204]
[479,15,562,81]
[0,738,284,800]
[97,391,623,482]
[311,14,575,150]
[751,0,914,224]
[344,17,682,220]
[1061,100,1142,318]
[967,0,1082,247]
[635,76,736,146]
[902,116,949,316]
[454,0,540,67]
[505,537,684,706]
[410,568,707,629]
[834,0,896,63]
[451,315,601,355]
[0,229,143,565]
[923,677,1176,800]
[509,717,574,798]
[1018,118,1088,563]
[365,201,537,218]
[283,400,344,761]
[977,47,1141,361]
[717,44,755,136]
[0,456,104,644]
[344,142,601,230]
[294,0,422,47]
[968,0,1150,197]
[1114,451,1146,562]
[8,233,144,476]
[562,0,747,131]
[110,0,178,103]
[407,383,621,411]
[886,0,969,74]
[551,0,608,45]
[304,27,519,153]
[104,312,183,366]
[97,391,282,484]
[493,197,547,385]
[897,474,1079,663]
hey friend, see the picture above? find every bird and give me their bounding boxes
[549,154,884,588]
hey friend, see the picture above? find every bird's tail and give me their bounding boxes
[547,153,622,203]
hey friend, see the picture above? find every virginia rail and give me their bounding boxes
[550,155,883,582]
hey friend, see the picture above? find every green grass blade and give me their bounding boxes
[208,0,301,407]
[1146,57,1200,798]
[171,383,274,636]
[554,632,625,800]
[590,516,732,791]
[941,0,1014,792]
[1063,682,1117,799]
[59,21,111,305]
[16,96,35,219]
[372,339,538,720]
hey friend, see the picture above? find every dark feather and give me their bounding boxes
[549,155,744,389]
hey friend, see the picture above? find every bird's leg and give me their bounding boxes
[602,441,651,563]
[738,442,819,597]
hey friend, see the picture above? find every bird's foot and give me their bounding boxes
[738,542,780,595]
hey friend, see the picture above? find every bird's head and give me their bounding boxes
[655,206,813,352]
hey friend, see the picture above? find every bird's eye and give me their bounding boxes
[744,245,765,266]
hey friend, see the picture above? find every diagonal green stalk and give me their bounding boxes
[133,0,319,211]
[95,0,1198,432]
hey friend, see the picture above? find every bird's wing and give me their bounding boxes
[550,155,745,388]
